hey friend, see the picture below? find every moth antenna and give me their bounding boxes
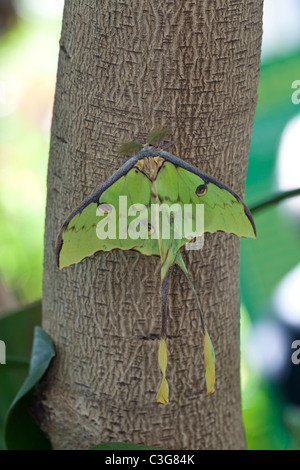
[147,126,173,147]
[118,140,143,156]
[160,138,177,150]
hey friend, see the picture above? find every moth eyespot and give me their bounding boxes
[196,184,207,196]
[148,223,155,235]
[98,203,112,214]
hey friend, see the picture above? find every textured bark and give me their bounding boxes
[40,0,263,450]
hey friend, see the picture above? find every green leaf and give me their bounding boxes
[4,326,55,450]
[0,301,41,449]
[90,442,162,450]
[4,356,30,369]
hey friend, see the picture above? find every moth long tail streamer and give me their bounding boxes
[156,268,172,405]
[176,252,215,394]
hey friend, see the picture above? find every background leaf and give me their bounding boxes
[4,325,55,450]
[0,302,41,449]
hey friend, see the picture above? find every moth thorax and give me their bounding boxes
[134,156,165,181]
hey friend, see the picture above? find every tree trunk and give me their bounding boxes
[40,0,263,450]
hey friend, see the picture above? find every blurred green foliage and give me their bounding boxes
[241,52,300,316]
[4,324,54,450]
[0,301,41,449]
[0,6,61,303]
[0,5,300,450]
[240,51,300,449]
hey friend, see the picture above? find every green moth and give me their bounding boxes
[56,128,256,404]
